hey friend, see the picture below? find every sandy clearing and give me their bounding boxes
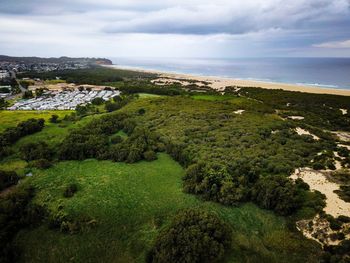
[296,215,350,246]
[151,78,207,87]
[288,116,305,120]
[340,109,348,115]
[333,131,350,142]
[291,168,350,218]
[338,144,350,151]
[295,127,320,140]
[234,110,245,115]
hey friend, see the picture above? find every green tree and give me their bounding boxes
[148,209,232,263]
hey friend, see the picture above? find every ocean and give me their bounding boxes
[110,57,350,90]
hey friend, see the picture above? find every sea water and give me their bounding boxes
[110,57,350,90]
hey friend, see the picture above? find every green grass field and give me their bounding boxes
[0,110,72,133]
[13,154,321,263]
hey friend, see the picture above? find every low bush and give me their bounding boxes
[144,150,157,161]
[91,97,105,105]
[20,141,53,161]
[63,183,78,198]
[28,159,53,169]
[0,170,19,191]
[49,114,59,123]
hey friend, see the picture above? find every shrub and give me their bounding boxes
[0,170,19,191]
[20,141,52,161]
[0,118,45,148]
[337,215,350,223]
[0,186,44,263]
[147,209,232,263]
[28,159,53,169]
[63,183,78,198]
[91,97,104,105]
[138,108,146,115]
[144,150,157,161]
[22,90,33,99]
[251,175,302,215]
[312,162,325,170]
[105,101,121,112]
[326,215,342,231]
[110,135,123,144]
[49,114,59,123]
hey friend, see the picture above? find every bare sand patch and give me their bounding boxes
[233,110,245,115]
[295,127,320,140]
[333,131,350,142]
[291,168,350,217]
[151,77,207,87]
[338,144,350,151]
[296,215,350,246]
[288,116,305,120]
[340,109,348,115]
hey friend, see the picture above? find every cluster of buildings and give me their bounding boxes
[8,89,120,110]
[0,70,10,79]
[0,62,89,75]
[0,86,11,99]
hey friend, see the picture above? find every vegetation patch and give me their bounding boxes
[147,209,232,263]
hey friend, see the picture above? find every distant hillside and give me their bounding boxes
[0,55,112,65]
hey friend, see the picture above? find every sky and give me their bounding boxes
[1,0,350,58]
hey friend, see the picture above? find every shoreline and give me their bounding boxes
[107,65,350,96]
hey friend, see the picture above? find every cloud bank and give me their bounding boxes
[0,0,350,57]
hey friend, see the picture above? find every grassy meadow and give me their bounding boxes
[14,154,320,263]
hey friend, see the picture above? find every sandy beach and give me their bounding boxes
[109,65,350,96]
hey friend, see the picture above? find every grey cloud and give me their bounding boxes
[1,0,350,57]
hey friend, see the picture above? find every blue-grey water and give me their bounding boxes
[110,57,350,90]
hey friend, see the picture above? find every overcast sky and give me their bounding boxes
[1,0,350,58]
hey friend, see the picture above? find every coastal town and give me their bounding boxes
[0,55,118,110]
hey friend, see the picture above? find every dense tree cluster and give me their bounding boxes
[0,118,45,159]
[147,209,232,263]
[183,163,249,205]
[107,127,160,163]
[117,81,182,96]
[251,175,302,215]
[58,113,160,163]
[322,240,350,263]
[0,187,46,263]
[0,98,8,110]
[228,87,350,131]
[120,96,332,215]
[19,67,156,85]
[0,87,10,93]
[0,170,19,191]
